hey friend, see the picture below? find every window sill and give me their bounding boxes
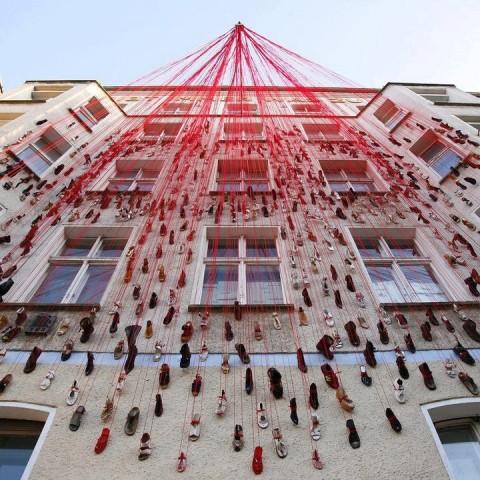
[0,302,100,311]
[188,303,294,313]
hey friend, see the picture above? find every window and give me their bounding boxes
[70,97,109,131]
[143,121,182,139]
[215,159,269,192]
[423,399,480,480]
[0,420,43,480]
[15,127,71,176]
[455,115,480,134]
[354,231,448,304]
[324,168,377,192]
[291,103,323,114]
[227,103,258,114]
[302,123,343,141]
[198,229,283,305]
[29,229,130,305]
[161,102,192,114]
[223,121,264,140]
[373,99,408,130]
[107,167,160,193]
[411,131,462,178]
[409,86,450,103]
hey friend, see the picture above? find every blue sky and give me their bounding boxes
[1,0,479,91]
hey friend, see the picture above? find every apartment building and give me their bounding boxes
[0,71,479,480]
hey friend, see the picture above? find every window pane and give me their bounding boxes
[431,150,461,178]
[400,265,447,302]
[246,265,283,304]
[246,238,277,257]
[218,182,241,192]
[115,169,139,179]
[60,238,96,257]
[75,264,115,304]
[385,239,418,258]
[330,181,350,192]
[366,266,405,303]
[355,238,382,258]
[135,181,155,192]
[95,238,127,258]
[345,171,370,181]
[30,265,80,303]
[0,435,39,480]
[247,181,269,192]
[201,265,238,304]
[108,180,132,192]
[420,141,444,162]
[207,239,238,257]
[438,426,480,480]
[351,182,376,192]
[16,147,50,176]
[76,109,96,129]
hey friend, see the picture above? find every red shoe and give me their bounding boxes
[94,428,110,454]
[252,446,263,475]
[312,449,324,470]
[176,452,187,472]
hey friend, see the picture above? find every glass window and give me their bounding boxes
[367,266,404,303]
[75,264,115,304]
[431,150,461,178]
[420,141,445,162]
[246,265,283,304]
[201,265,238,304]
[400,265,448,302]
[246,238,277,257]
[30,265,80,304]
[386,239,418,258]
[16,147,50,176]
[437,425,480,480]
[60,238,96,257]
[355,238,382,259]
[95,238,127,258]
[207,239,238,257]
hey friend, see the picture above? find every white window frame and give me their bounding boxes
[191,227,287,306]
[25,228,131,305]
[302,122,344,141]
[422,398,480,480]
[351,228,450,305]
[373,98,409,131]
[214,158,270,193]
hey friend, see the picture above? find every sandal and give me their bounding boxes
[69,405,86,431]
[312,449,324,469]
[257,402,268,429]
[61,339,74,361]
[221,354,230,374]
[272,428,288,458]
[113,340,124,360]
[56,320,70,336]
[94,428,110,454]
[323,310,334,327]
[232,424,244,451]
[252,446,263,475]
[310,413,321,441]
[125,407,140,435]
[199,341,209,362]
[176,452,187,472]
[215,390,227,416]
[40,370,55,390]
[254,322,262,340]
[116,371,126,392]
[101,397,114,422]
[189,413,201,441]
[272,312,281,330]
[66,380,79,405]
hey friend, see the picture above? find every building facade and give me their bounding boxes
[0,72,480,479]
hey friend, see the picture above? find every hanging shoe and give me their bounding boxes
[404,333,416,353]
[310,413,321,441]
[24,346,42,374]
[336,386,355,412]
[179,344,191,369]
[181,321,194,343]
[459,372,479,395]
[109,312,120,334]
[252,446,263,475]
[191,374,202,397]
[453,342,475,365]
[152,342,164,362]
[163,306,175,325]
[235,343,250,364]
[221,353,230,374]
[254,321,263,340]
[245,367,253,394]
[79,317,94,343]
[393,378,406,403]
[149,292,158,309]
[386,408,402,433]
[116,371,126,393]
[463,319,480,342]
[176,452,187,473]
[396,355,409,379]
[309,383,319,409]
[298,307,308,326]
[233,424,244,451]
[40,370,55,390]
[360,365,372,386]
[346,419,360,449]
[225,321,234,341]
[125,407,140,436]
[85,352,94,376]
[312,449,324,470]
[257,403,268,429]
[138,433,152,461]
[66,380,79,406]
[94,428,110,455]
[215,390,227,416]
[199,341,208,362]
[272,311,282,329]
[268,367,283,399]
[323,309,335,327]
[272,428,288,458]
[296,348,307,373]
[377,320,389,345]
[159,364,170,388]
[419,362,436,390]
[334,289,343,309]
[344,321,360,346]
[289,398,298,425]
[321,363,339,389]
[125,344,138,374]
[363,340,377,367]
[316,335,334,360]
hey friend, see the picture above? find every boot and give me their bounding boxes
[302,287,312,307]
[377,320,389,344]
[159,364,170,388]
[396,356,409,379]
[180,344,191,368]
[125,325,141,347]
[234,301,242,320]
[363,340,376,367]
[316,335,334,360]
[225,321,234,341]
[463,319,480,342]
[80,318,94,343]
[85,352,94,376]
[0,278,14,300]
[24,346,42,374]
[464,276,480,296]
[163,306,175,325]
[125,345,138,375]
[404,333,416,353]
[268,368,283,399]
[344,321,360,346]
[418,362,436,390]
[109,312,120,334]
[334,289,343,309]
[149,292,158,309]
[289,398,298,425]
[345,274,355,292]
[425,306,439,326]
[421,322,432,341]
[245,367,253,394]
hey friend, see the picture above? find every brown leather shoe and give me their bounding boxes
[24,346,42,374]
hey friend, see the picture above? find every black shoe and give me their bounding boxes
[125,325,141,347]
[234,300,242,320]
[154,393,163,417]
[453,342,475,366]
[363,340,377,367]
[80,317,94,343]
[404,333,416,353]
[334,289,343,309]
[346,419,360,448]
[149,292,158,309]
[290,398,298,425]
[85,352,94,376]
[245,367,253,394]
[396,356,409,379]
[386,408,402,433]
[309,383,319,409]
[180,343,191,368]
[425,307,439,326]
[225,321,234,341]
[163,306,175,325]
[268,367,283,399]
[109,312,119,334]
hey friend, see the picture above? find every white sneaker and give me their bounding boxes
[393,378,406,403]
